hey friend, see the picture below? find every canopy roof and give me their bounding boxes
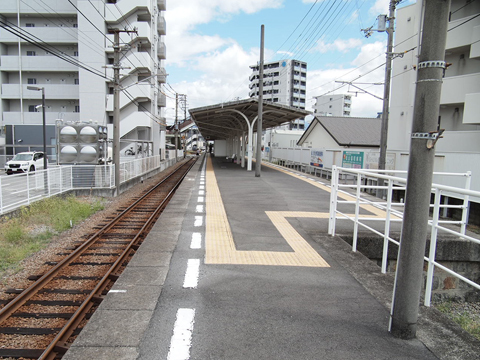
[189,98,310,140]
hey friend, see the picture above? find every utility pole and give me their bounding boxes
[390,0,450,339]
[175,93,179,161]
[110,28,136,196]
[378,0,399,197]
[255,25,265,177]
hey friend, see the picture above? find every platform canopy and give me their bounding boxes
[189,98,310,140]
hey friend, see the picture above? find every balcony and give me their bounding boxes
[105,0,151,22]
[2,84,79,100]
[157,67,167,83]
[1,0,76,14]
[122,52,152,72]
[0,26,77,44]
[3,111,80,125]
[157,42,166,59]
[0,55,78,72]
[157,92,166,107]
[158,0,166,11]
[441,73,480,105]
[446,14,480,50]
[157,16,166,35]
[106,84,150,111]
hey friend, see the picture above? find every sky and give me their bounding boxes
[162,0,412,124]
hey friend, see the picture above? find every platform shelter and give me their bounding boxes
[189,99,310,171]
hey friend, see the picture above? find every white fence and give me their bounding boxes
[328,166,479,306]
[0,155,180,214]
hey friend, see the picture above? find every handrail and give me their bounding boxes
[329,166,479,306]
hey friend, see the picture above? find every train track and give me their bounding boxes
[0,158,196,359]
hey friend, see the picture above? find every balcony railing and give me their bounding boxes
[2,84,79,100]
[0,55,78,72]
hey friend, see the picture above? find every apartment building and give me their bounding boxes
[249,59,307,130]
[388,0,480,206]
[313,94,352,117]
[0,0,167,159]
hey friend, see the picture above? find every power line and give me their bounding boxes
[67,0,113,45]
[0,19,110,80]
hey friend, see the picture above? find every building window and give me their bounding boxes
[74,78,79,85]
[108,115,114,124]
[73,24,78,28]
[74,105,80,113]
[73,51,79,56]
[28,105,38,112]
[27,78,37,84]
[329,105,332,108]
[26,23,35,27]
[26,51,36,56]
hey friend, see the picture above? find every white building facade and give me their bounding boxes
[389,0,480,204]
[0,0,167,158]
[249,59,307,130]
[313,94,352,117]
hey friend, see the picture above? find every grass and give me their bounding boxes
[0,195,104,275]
[436,301,480,341]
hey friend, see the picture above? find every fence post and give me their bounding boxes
[27,171,31,205]
[425,188,441,306]
[382,179,393,273]
[328,166,338,235]
[461,171,471,235]
[0,176,3,214]
[352,173,361,252]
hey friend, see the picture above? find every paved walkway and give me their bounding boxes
[63,154,480,360]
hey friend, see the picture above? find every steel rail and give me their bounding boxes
[40,158,196,359]
[0,159,194,326]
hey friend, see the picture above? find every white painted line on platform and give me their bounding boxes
[108,290,127,293]
[190,233,202,249]
[198,190,205,195]
[167,308,196,360]
[197,196,204,202]
[199,185,204,190]
[195,205,204,213]
[183,259,200,288]
[194,216,203,227]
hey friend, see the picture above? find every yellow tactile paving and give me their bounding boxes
[205,157,330,267]
[263,162,400,219]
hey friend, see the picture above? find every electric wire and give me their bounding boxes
[22,0,107,58]
[0,19,111,80]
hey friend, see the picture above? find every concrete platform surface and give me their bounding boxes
[63,155,480,360]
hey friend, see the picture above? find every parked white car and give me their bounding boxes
[4,151,45,175]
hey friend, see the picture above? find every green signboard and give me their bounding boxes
[342,151,364,168]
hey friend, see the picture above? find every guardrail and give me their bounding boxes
[0,156,179,215]
[328,166,479,306]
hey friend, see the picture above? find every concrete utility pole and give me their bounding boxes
[390,0,450,339]
[255,24,265,177]
[113,30,121,197]
[175,93,179,161]
[378,0,399,176]
[110,28,136,196]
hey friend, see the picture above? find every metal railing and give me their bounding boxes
[0,156,179,215]
[328,166,479,306]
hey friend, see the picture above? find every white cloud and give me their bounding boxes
[369,0,389,16]
[314,38,364,53]
[306,41,386,118]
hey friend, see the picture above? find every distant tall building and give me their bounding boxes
[249,59,307,129]
[0,0,167,159]
[313,94,352,117]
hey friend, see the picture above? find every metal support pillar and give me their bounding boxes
[255,25,265,177]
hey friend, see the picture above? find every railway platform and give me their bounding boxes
[63,154,479,360]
